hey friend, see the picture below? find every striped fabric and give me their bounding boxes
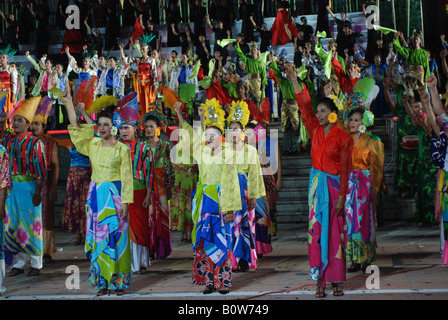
[0,130,47,180]
[124,139,153,188]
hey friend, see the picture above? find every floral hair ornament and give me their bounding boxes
[111,125,118,137]
[359,124,367,134]
[254,125,266,140]
[0,44,17,59]
[143,101,168,133]
[362,110,375,127]
[227,100,250,129]
[328,113,338,124]
[329,94,344,111]
[201,98,226,134]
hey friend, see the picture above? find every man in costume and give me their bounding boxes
[92,43,129,99]
[0,96,47,277]
[30,96,59,264]
[168,54,200,119]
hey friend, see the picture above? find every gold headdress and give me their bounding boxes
[200,98,226,133]
[227,99,250,129]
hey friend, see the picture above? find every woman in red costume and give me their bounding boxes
[286,64,353,298]
[0,47,17,115]
[270,2,298,46]
[132,36,157,119]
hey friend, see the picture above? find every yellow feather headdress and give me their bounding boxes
[200,98,226,133]
[227,99,250,129]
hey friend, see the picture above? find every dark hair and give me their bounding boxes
[236,80,247,91]
[97,109,114,122]
[144,115,159,126]
[245,123,257,130]
[229,121,243,130]
[319,97,339,113]
[206,125,223,135]
[347,108,365,120]
[108,56,118,62]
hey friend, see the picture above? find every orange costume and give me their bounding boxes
[0,65,18,114]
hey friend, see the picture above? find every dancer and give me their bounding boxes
[245,121,278,247]
[133,36,158,118]
[170,117,199,242]
[30,97,60,264]
[0,47,18,115]
[227,100,265,272]
[0,96,46,277]
[268,58,302,154]
[234,40,268,106]
[269,1,298,46]
[113,92,153,274]
[65,92,133,296]
[287,64,353,298]
[143,103,174,259]
[344,96,384,273]
[0,97,11,294]
[175,98,241,294]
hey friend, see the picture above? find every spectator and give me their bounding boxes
[164,0,181,47]
[0,9,19,52]
[55,0,70,31]
[75,0,90,39]
[120,0,137,27]
[91,0,107,28]
[252,21,271,53]
[240,0,255,43]
[327,6,352,53]
[206,15,231,61]
[296,16,314,42]
[136,0,151,26]
[85,21,104,56]
[13,1,31,45]
[252,0,264,27]
[28,1,51,58]
[196,34,211,75]
[105,4,120,50]
[190,0,207,38]
[148,0,161,25]
[172,23,195,55]
[294,29,307,66]
[145,20,160,52]
[237,33,250,55]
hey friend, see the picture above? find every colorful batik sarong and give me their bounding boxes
[254,196,272,256]
[308,168,346,288]
[85,180,131,290]
[148,167,172,259]
[4,176,43,258]
[191,182,233,288]
[345,169,376,265]
[232,174,257,270]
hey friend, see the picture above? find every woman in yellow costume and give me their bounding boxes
[226,100,266,272]
[175,98,241,295]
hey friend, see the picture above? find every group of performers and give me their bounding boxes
[1,3,448,299]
